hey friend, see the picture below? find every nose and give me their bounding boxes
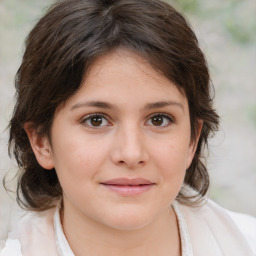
[110,124,149,169]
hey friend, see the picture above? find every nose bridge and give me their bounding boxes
[112,121,148,168]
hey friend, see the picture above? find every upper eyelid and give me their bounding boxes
[81,112,109,120]
[146,112,175,121]
[79,113,113,130]
[80,112,112,125]
[145,113,175,128]
[80,112,175,123]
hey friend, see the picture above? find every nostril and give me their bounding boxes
[117,160,145,168]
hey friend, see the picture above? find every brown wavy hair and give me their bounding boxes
[8,0,219,211]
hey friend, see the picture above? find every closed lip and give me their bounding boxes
[100,177,155,196]
[100,178,155,186]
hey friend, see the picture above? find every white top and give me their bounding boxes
[53,201,193,256]
[1,199,256,256]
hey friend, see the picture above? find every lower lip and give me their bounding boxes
[101,184,155,196]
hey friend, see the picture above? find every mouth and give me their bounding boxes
[100,178,156,196]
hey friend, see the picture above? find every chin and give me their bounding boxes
[102,206,155,231]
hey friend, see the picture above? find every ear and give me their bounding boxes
[24,122,55,170]
[186,120,203,169]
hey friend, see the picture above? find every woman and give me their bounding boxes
[1,0,256,255]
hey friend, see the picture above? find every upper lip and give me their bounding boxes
[101,178,155,186]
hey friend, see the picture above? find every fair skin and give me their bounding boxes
[26,49,202,256]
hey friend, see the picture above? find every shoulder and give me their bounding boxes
[206,199,256,250]
[226,208,256,253]
[0,239,22,256]
[0,207,57,256]
[179,197,256,255]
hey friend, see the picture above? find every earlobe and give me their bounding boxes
[186,120,203,169]
[24,122,54,170]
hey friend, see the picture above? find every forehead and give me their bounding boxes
[61,49,188,112]
[91,49,178,83]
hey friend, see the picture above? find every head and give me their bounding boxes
[9,0,219,212]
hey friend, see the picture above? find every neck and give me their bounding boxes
[61,205,181,256]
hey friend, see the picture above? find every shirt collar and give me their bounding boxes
[54,206,75,256]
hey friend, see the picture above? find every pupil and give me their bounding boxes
[91,116,102,126]
[152,116,163,126]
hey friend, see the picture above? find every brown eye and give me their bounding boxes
[90,116,103,126]
[146,114,173,127]
[152,116,164,126]
[82,114,109,127]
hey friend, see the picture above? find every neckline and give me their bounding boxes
[172,201,193,256]
[54,201,193,256]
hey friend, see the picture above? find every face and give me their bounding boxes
[28,49,200,231]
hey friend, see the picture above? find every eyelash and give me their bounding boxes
[146,113,174,127]
[80,112,175,128]
[81,113,111,128]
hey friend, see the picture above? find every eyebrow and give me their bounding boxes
[71,101,114,110]
[144,101,184,112]
[71,100,184,112]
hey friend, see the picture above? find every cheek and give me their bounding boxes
[153,139,190,173]
[149,142,188,206]
[151,137,190,194]
[51,135,106,182]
